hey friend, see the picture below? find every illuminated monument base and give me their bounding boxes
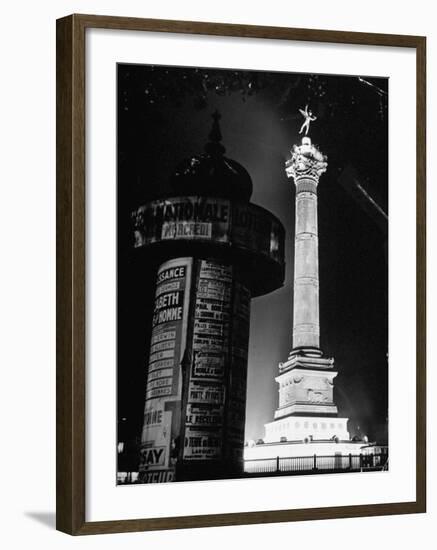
[243,358,363,465]
[264,416,349,443]
[244,440,370,461]
[244,351,369,466]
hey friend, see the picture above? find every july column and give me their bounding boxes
[285,136,328,355]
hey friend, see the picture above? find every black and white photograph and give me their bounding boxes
[116,63,388,485]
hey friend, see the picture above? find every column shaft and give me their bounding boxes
[293,183,320,350]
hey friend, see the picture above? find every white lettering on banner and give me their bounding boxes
[162,221,213,240]
[156,266,186,284]
[154,292,180,309]
[152,307,183,327]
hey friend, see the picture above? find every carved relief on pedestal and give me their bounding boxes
[307,389,329,403]
[277,368,336,410]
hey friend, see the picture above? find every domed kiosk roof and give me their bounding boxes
[170,110,253,202]
[132,110,285,297]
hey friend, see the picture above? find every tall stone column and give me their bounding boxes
[262,133,350,443]
[285,137,328,356]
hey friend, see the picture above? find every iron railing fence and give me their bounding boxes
[244,453,388,474]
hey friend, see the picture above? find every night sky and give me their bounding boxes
[117,64,388,448]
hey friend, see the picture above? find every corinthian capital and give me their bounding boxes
[285,137,328,183]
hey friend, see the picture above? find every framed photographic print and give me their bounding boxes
[56,14,426,535]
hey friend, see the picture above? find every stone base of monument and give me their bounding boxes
[265,415,350,442]
[244,439,369,460]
